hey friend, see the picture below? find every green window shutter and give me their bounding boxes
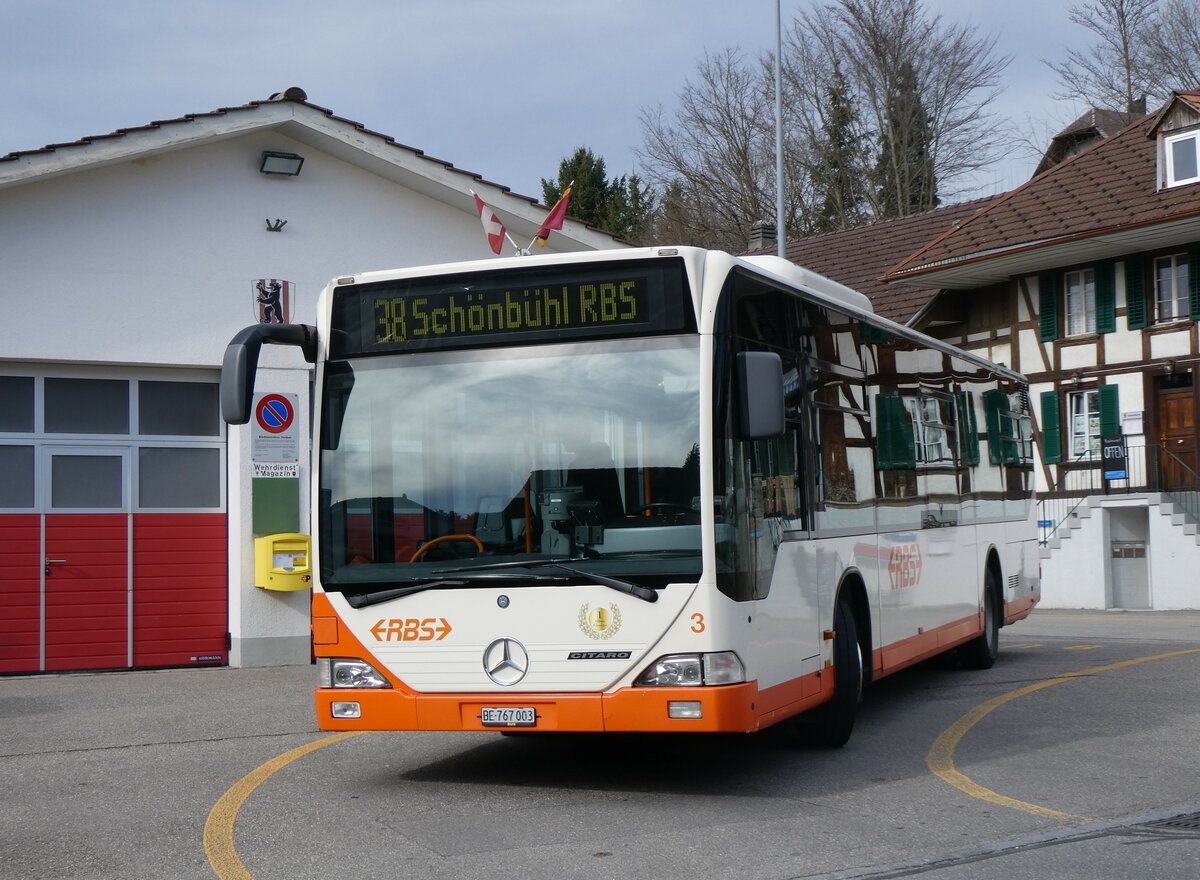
[983,389,1011,465]
[1040,390,1062,464]
[1190,246,1200,321]
[874,392,915,470]
[955,391,980,466]
[1099,385,1120,436]
[859,321,896,346]
[1124,257,1147,329]
[1038,273,1059,341]
[1095,261,1116,334]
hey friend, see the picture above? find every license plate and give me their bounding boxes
[481,706,537,727]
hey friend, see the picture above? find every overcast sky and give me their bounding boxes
[3,1,1094,206]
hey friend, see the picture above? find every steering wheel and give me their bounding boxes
[409,534,484,562]
[632,503,697,517]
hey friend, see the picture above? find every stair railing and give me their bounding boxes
[1158,445,1200,524]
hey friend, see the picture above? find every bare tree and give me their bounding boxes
[799,0,1011,212]
[1147,0,1200,93]
[636,0,1009,247]
[637,49,777,251]
[1045,0,1162,116]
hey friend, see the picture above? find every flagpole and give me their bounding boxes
[775,0,785,258]
[504,231,526,255]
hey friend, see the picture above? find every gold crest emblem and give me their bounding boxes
[578,602,622,640]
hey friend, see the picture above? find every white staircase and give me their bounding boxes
[1038,492,1200,609]
[1040,492,1200,559]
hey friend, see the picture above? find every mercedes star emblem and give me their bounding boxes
[483,637,529,686]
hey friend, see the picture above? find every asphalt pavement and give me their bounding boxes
[2,608,1198,880]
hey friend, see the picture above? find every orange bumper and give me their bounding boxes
[315,680,760,733]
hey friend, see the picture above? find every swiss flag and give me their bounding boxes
[471,190,507,255]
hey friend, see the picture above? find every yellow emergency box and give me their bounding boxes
[254,533,312,591]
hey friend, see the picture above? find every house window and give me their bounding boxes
[1068,390,1101,458]
[1002,405,1035,463]
[1065,269,1095,335]
[1164,130,1200,187]
[1154,253,1190,322]
[903,395,953,464]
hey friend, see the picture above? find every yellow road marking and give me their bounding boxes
[1004,643,1040,650]
[926,649,1200,820]
[204,732,364,880]
[1064,644,1102,651]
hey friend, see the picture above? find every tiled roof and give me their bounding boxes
[0,86,548,210]
[1034,107,1128,176]
[777,198,996,322]
[1057,107,1129,139]
[886,90,1200,282]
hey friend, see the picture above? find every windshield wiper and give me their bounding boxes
[433,557,658,603]
[548,563,658,603]
[345,573,569,609]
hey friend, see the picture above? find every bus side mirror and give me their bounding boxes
[220,323,318,424]
[736,351,785,439]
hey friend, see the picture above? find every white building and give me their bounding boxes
[0,87,625,673]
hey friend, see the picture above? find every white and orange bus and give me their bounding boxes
[221,247,1039,746]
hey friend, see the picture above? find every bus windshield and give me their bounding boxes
[319,335,702,594]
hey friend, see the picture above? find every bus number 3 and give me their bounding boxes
[690,613,705,633]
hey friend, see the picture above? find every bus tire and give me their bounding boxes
[959,568,1000,670]
[803,597,862,748]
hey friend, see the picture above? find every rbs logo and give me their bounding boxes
[887,543,923,590]
[370,617,452,642]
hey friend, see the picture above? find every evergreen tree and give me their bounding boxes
[874,61,937,219]
[542,147,610,229]
[605,174,654,242]
[542,147,655,242]
[811,61,869,232]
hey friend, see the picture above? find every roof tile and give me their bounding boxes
[887,95,1200,280]
[768,198,996,322]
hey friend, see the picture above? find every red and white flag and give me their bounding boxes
[471,190,507,255]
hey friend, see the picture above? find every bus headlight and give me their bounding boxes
[318,657,391,689]
[635,652,745,687]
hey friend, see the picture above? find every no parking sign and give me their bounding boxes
[251,392,299,473]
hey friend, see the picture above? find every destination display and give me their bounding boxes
[330,259,693,356]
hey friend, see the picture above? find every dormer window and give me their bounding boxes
[1164,129,1200,187]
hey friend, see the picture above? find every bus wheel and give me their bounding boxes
[959,569,1000,670]
[802,597,862,748]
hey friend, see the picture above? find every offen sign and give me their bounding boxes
[1101,434,1127,480]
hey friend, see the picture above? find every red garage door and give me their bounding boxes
[0,514,40,674]
[0,374,228,674]
[132,513,227,667]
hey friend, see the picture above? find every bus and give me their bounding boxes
[221,246,1040,746]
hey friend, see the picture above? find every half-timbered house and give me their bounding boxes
[880,90,1200,610]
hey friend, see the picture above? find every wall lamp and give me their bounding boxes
[259,150,305,176]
